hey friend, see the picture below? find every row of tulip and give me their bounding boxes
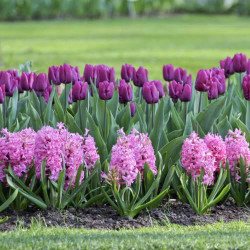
[0,124,249,217]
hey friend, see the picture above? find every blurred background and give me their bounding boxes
[0,0,250,79]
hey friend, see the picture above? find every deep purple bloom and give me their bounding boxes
[247,59,250,75]
[152,80,164,98]
[0,84,5,104]
[48,66,61,85]
[180,83,192,102]
[163,64,174,82]
[118,79,133,104]
[174,67,187,83]
[59,64,79,84]
[211,68,226,95]
[5,78,18,97]
[121,64,136,83]
[7,70,18,79]
[133,66,148,87]
[72,81,88,102]
[83,64,95,84]
[169,80,183,103]
[130,102,136,117]
[220,57,234,78]
[0,72,11,87]
[195,69,210,92]
[98,81,114,100]
[96,65,115,87]
[242,75,250,101]
[142,81,159,104]
[33,73,48,93]
[43,85,53,104]
[17,76,24,93]
[207,78,218,100]
[68,89,73,104]
[232,53,247,73]
[21,72,36,91]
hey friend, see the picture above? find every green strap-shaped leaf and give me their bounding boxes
[0,189,18,212]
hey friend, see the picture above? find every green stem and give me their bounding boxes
[78,100,83,131]
[146,104,149,130]
[104,100,107,140]
[198,92,202,114]
[152,104,154,128]
[39,94,44,124]
[2,101,6,128]
[228,77,231,90]
[64,84,67,113]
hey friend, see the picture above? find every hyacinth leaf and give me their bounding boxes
[0,189,18,212]
[107,91,119,119]
[87,112,108,163]
[113,182,127,216]
[143,163,155,194]
[183,112,193,136]
[246,101,250,130]
[54,92,65,123]
[28,103,43,131]
[239,157,247,202]
[216,116,232,139]
[41,158,50,206]
[7,89,18,127]
[196,96,226,134]
[60,83,72,113]
[81,193,106,209]
[232,116,250,142]
[6,175,47,210]
[201,184,231,214]
[149,99,165,151]
[57,156,66,210]
[161,165,175,192]
[66,112,82,135]
[129,187,169,218]
[0,216,8,224]
[128,172,141,210]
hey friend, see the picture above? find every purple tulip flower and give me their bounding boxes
[163,64,174,82]
[142,81,159,104]
[242,75,250,101]
[33,73,48,93]
[0,85,5,104]
[130,102,136,117]
[220,57,234,78]
[98,81,114,100]
[133,66,148,87]
[174,67,187,83]
[152,80,164,98]
[95,65,115,87]
[232,53,247,73]
[72,81,88,102]
[169,80,183,103]
[118,79,133,104]
[49,66,61,85]
[121,64,136,83]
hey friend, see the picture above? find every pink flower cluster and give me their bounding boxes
[181,130,250,185]
[0,128,36,182]
[109,129,157,186]
[0,124,99,188]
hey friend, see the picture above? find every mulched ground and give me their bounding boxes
[0,199,249,232]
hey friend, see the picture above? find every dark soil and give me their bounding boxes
[0,199,249,232]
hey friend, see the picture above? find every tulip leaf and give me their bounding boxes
[44,86,55,125]
[107,111,119,153]
[60,83,72,113]
[136,104,147,133]
[66,112,82,134]
[149,100,165,151]
[28,103,43,131]
[7,89,18,127]
[190,114,205,138]
[54,92,65,123]
[196,96,226,134]
[30,90,41,114]
[183,112,193,136]
[216,116,232,139]
[167,129,183,142]
[246,101,250,130]
[232,116,250,143]
[107,91,119,119]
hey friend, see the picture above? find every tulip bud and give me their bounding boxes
[33,73,48,93]
[21,72,36,91]
[72,81,88,102]
[207,79,218,100]
[118,79,133,104]
[43,85,53,104]
[96,65,115,87]
[121,64,136,83]
[99,81,114,100]
[242,75,250,101]
[247,59,250,75]
[83,64,95,84]
[163,64,174,82]
[130,102,136,117]
[142,81,159,104]
[5,78,18,97]
[69,89,73,104]
[169,80,183,103]
[152,80,164,98]
[195,69,210,92]
[48,66,61,85]
[211,68,226,95]
[17,77,24,93]
[133,66,148,87]
[59,64,79,84]
[180,83,192,102]
[0,84,5,104]
[7,70,18,79]
[0,72,11,87]
[220,57,234,78]
[174,67,187,83]
[232,53,247,73]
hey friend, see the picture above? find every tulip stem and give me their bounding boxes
[39,94,44,124]
[64,85,67,113]
[146,104,149,130]
[198,92,202,114]
[228,77,231,90]
[152,104,154,128]
[104,100,107,140]
[2,101,6,128]
[78,100,83,131]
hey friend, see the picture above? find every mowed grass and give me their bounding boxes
[1,15,250,79]
[0,221,249,249]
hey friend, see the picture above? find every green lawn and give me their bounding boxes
[0,15,250,79]
[0,221,249,249]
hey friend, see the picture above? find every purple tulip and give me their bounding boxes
[0,72,11,87]
[43,85,53,104]
[169,80,183,103]
[130,102,136,117]
[152,80,164,98]
[247,59,250,75]
[0,84,5,104]
[180,83,192,102]
[232,53,247,73]
[211,68,226,95]
[48,66,61,85]
[17,76,24,93]
[118,79,133,104]
[121,64,136,83]
[33,73,48,93]
[242,75,250,101]
[68,89,73,104]
[72,81,88,102]
[98,81,114,100]
[220,57,234,78]
[83,64,95,84]
[95,65,115,87]
[195,69,210,92]
[59,64,79,84]
[163,64,174,82]
[133,66,148,87]
[207,79,219,100]
[21,72,36,91]
[5,78,18,97]
[174,67,187,83]
[142,81,159,104]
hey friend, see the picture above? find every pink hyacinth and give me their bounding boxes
[181,132,216,185]
[204,133,227,172]
[225,129,250,180]
[109,129,156,186]
[0,128,36,182]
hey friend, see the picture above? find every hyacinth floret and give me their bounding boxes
[181,132,216,185]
